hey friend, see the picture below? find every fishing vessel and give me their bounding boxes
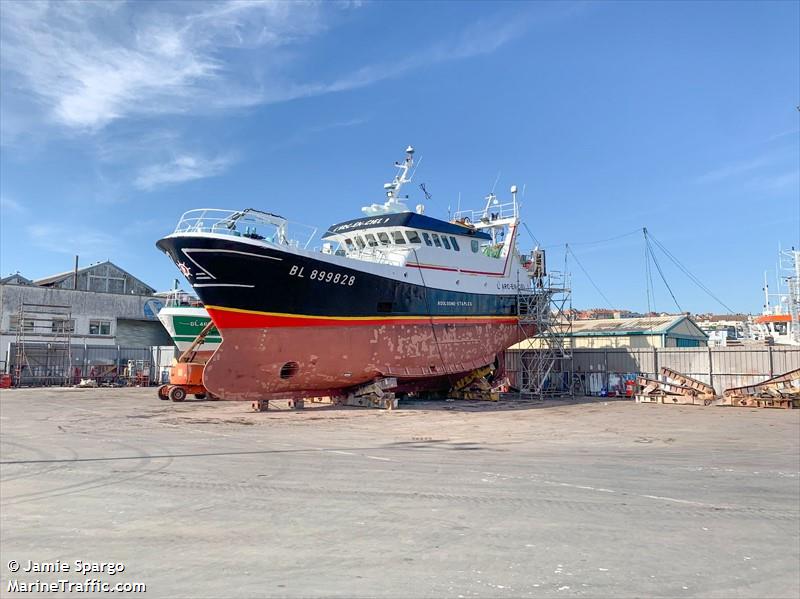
[751,248,800,346]
[156,290,221,360]
[156,146,542,400]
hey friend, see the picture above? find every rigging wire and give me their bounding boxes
[522,222,542,247]
[644,231,656,329]
[646,231,735,313]
[643,228,683,313]
[566,244,616,310]
[540,228,641,250]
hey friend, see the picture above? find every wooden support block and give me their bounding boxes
[251,399,269,412]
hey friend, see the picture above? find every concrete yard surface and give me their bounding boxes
[1,388,798,598]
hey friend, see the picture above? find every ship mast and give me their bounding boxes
[362,146,417,216]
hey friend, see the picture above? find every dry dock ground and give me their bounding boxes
[1,388,798,599]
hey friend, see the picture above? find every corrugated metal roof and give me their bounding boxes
[33,260,155,294]
[571,315,680,335]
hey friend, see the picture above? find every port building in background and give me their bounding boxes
[0,260,172,382]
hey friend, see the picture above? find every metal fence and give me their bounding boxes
[4,342,176,387]
[506,346,800,396]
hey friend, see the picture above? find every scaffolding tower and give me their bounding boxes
[13,302,73,387]
[780,249,800,345]
[516,250,574,400]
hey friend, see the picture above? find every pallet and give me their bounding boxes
[720,396,799,410]
[723,368,800,401]
[634,393,715,406]
[659,367,715,396]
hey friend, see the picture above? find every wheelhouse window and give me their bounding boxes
[441,236,451,250]
[377,232,391,245]
[392,231,406,244]
[365,233,379,247]
[406,230,421,244]
[431,234,442,248]
[450,236,460,251]
[355,236,366,250]
[89,320,111,336]
[422,232,433,246]
[471,240,479,253]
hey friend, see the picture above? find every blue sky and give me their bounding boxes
[1,0,797,314]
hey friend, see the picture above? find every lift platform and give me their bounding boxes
[157,321,217,402]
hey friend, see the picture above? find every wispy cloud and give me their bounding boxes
[0,195,25,214]
[767,128,800,142]
[752,171,800,191]
[0,1,332,134]
[134,153,236,191]
[27,223,115,255]
[1,1,549,140]
[695,157,771,183]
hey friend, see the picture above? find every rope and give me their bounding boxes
[647,231,735,313]
[644,230,683,313]
[566,244,616,311]
[644,230,656,332]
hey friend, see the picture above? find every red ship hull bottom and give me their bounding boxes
[201,320,525,401]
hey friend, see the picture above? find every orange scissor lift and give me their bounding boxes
[157,321,218,402]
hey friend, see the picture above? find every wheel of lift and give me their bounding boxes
[157,384,170,401]
[169,386,187,402]
[194,393,207,400]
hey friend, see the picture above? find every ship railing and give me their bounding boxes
[344,247,407,266]
[173,208,317,249]
[453,201,517,226]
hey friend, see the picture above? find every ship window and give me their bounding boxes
[344,238,355,249]
[377,232,391,245]
[392,231,406,244]
[431,234,442,248]
[355,236,366,250]
[365,233,378,247]
[422,232,433,246]
[450,236,460,251]
[441,236,451,250]
[471,240,479,253]
[407,230,421,244]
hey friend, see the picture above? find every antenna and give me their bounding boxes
[491,171,501,194]
[419,182,432,200]
[409,155,423,181]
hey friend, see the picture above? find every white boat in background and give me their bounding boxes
[752,248,800,346]
[155,290,221,360]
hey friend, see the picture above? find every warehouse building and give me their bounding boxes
[510,314,708,351]
[567,315,709,348]
[0,261,172,373]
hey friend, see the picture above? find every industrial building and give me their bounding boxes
[510,314,708,351]
[0,261,172,377]
[566,315,709,348]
